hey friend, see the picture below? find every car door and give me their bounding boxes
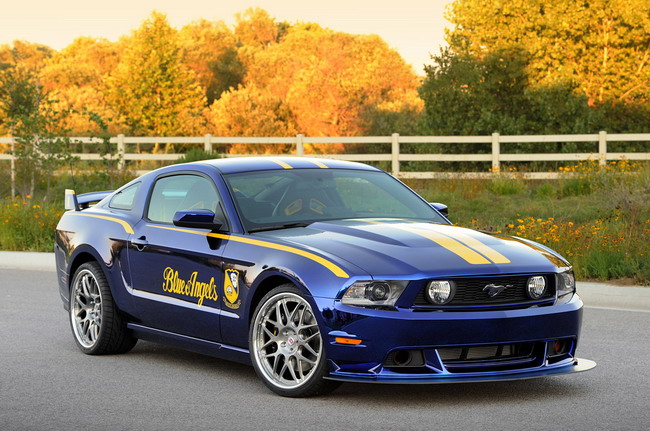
[128,172,231,342]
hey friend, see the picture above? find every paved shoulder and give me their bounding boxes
[0,251,55,271]
[578,281,650,312]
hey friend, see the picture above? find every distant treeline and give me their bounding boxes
[0,1,648,148]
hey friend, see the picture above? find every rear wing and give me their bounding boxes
[65,189,113,211]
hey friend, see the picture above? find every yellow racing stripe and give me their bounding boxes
[432,228,511,264]
[71,213,134,234]
[358,219,509,265]
[147,224,349,278]
[269,159,293,169]
[310,160,329,168]
[398,225,491,264]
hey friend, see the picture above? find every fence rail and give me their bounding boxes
[1,132,649,179]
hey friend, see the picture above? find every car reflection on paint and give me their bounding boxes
[55,157,595,397]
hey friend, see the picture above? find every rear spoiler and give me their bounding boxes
[65,189,113,211]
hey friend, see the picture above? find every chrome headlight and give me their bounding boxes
[556,270,576,304]
[341,280,408,307]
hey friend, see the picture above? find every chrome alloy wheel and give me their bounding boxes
[252,292,323,389]
[70,269,103,349]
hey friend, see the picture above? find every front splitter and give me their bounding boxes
[325,358,597,384]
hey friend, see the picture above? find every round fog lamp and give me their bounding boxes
[527,276,546,299]
[426,280,455,305]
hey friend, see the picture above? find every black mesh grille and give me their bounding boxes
[438,342,543,372]
[413,275,555,308]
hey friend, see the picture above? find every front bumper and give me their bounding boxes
[326,358,596,384]
[314,293,596,383]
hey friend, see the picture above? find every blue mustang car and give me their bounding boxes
[55,157,595,396]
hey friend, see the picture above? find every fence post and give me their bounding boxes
[491,132,501,172]
[391,133,400,176]
[117,134,125,170]
[204,134,212,154]
[296,134,304,156]
[598,131,607,166]
[10,137,15,198]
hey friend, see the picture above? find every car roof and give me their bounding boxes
[193,156,382,175]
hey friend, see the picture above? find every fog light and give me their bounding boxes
[426,280,455,305]
[527,276,546,299]
[549,339,571,357]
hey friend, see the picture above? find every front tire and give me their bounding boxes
[249,284,340,397]
[69,262,137,355]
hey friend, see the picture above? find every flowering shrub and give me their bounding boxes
[0,197,63,251]
[412,161,650,284]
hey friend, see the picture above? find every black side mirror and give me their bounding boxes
[429,202,449,217]
[173,209,223,231]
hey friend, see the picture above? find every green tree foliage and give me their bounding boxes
[107,11,206,137]
[420,48,597,136]
[0,67,78,199]
[0,41,53,134]
[0,66,40,133]
[179,19,244,104]
[445,0,650,131]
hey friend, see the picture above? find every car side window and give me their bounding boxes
[109,182,141,211]
[147,174,221,224]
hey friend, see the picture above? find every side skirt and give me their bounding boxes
[127,323,252,366]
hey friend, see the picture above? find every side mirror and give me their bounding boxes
[173,209,223,231]
[429,202,449,218]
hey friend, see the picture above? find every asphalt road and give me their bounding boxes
[1,269,649,431]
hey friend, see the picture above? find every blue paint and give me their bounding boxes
[55,157,595,384]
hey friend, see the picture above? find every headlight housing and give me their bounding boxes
[341,280,408,307]
[556,270,576,304]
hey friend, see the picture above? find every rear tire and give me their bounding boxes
[69,262,137,355]
[249,284,341,397]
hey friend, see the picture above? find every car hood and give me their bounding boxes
[253,219,570,278]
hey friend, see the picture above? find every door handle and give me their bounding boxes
[132,236,148,251]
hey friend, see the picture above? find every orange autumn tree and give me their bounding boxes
[106,11,205,140]
[2,9,425,158]
[206,83,298,154]
[243,23,421,150]
[39,37,121,134]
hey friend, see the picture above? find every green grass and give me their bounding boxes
[0,198,63,251]
[406,162,650,285]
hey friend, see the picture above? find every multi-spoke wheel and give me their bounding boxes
[69,262,137,355]
[250,284,340,397]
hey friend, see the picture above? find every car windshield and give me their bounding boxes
[224,168,446,231]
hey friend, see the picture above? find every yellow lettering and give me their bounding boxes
[161,266,219,306]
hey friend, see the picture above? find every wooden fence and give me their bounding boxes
[1,132,649,179]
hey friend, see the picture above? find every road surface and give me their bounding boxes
[1,268,648,430]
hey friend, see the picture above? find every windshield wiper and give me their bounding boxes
[248,222,312,233]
